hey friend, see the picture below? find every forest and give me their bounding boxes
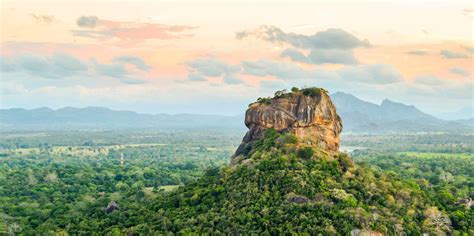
[0,130,472,234]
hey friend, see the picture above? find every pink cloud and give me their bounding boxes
[73,17,197,41]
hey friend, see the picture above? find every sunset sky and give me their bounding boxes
[1,0,472,115]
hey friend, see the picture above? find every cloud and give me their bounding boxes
[73,16,196,41]
[186,55,403,87]
[186,58,238,77]
[237,26,369,65]
[1,53,151,85]
[92,58,148,84]
[237,26,370,49]
[241,59,313,79]
[462,45,474,53]
[406,50,429,56]
[280,48,358,64]
[112,56,151,71]
[30,14,56,24]
[280,48,309,63]
[440,50,469,59]
[185,57,243,84]
[0,57,16,72]
[412,75,473,100]
[241,59,401,84]
[450,67,470,77]
[188,73,206,81]
[77,16,99,28]
[413,75,443,86]
[0,53,87,79]
[223,75,243,84]
[93,60,128,77]
[338,64,403,84]
[181,55,469,113]
[307,49,358,64]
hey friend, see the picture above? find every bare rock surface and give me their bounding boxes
[233,88,342,161]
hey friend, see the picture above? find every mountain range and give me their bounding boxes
[0,107,243,131]
[0,92,472,133]
[330,92,473,133]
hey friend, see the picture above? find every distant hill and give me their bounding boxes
[455,118,474,128]
[0,107,244,131]
[436,106,474,120]
[1,92,472,133]
[330,92,472,133]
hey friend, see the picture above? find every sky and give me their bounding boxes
[0,0,473,115]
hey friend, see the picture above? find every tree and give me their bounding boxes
[422,207,451,235]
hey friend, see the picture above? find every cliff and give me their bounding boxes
[233,87,342,163]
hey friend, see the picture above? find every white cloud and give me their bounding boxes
[237,26,369,65]
[1,53,151,85]
[237,26,370,49]
[440,50,470,59]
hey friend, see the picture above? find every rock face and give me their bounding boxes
[233,89,342,162]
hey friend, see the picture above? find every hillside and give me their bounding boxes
[145,88,444,234]
[331,92,472,133]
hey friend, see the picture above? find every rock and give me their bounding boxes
[105,201,119,213]
[288,196,309,204]
[232,88,342,163]
[455,197,472,209]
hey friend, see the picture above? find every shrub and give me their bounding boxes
[263,128,280,140]
[274,89,292,100]
[256,97,272,105]
[280,134,298,145]
[262,129,281,149]
[291,87,299,93]
[337,153,354,172]
[252,129,282,153]
[274,90,284,97]
[297,147,314,159]
[301,87,328,97]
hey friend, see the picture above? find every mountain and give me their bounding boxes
[0,107,243,131]
[436,106,474,120]
[331,92,471,133]
[1,92,471,133]
[147,88,436,234]
[455,118,474,127]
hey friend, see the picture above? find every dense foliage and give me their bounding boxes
[148,130,461,234]
[342,133,473,153]
[0,133,234,235]
[0,129,243,150]
[353,151,473,234]
[0,130,472,234]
